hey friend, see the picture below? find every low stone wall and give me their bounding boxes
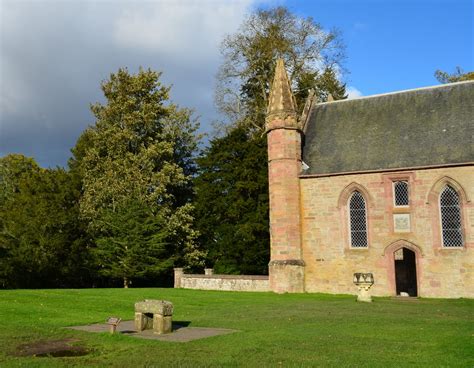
[174,268,269,292]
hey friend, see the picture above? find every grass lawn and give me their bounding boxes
[0,288,472,367]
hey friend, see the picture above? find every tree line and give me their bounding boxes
[2,6,468,289]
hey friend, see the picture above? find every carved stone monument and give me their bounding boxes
[134,300,173,334]
[353,273,374,302]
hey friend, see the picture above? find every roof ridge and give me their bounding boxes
[317,80,474,106]
[303,78,473,175]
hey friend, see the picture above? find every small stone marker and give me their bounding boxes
[134,300,173,335]
[106,317,121,334]
[353,273,374,302]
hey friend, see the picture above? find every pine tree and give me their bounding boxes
[91,199,170,288]
[194,127,269,274]
[74,68,205,286]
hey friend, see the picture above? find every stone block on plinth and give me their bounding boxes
[134,299,173,334]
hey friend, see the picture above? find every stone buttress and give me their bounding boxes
[265,59,305,293]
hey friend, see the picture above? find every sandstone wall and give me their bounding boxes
[174,269,269,292]
[300,166,473,298]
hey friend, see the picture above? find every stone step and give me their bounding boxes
[390,296,420,302]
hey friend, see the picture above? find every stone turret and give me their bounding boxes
[265,59,305,293]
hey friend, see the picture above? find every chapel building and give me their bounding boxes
[266,59,473,298]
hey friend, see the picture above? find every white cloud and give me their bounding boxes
[346,86,363,99]
[113,0,255,61]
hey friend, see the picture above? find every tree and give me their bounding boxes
[195,7,346,274]
[194,127,269,274]
[216,6,346,132]
[74,68,204,286]
[0,154,40,287]
[435,67,474,83]
[0,154,39,206]
[295,66,347,104]
[0,156,90,288]
[91,199,170,288]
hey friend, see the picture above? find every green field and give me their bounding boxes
[0,288,472,367]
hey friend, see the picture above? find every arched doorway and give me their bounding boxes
[394,247,417,296]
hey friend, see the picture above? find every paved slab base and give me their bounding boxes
[67,321,237,342]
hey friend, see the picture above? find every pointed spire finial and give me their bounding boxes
[300,89,316,131]
[266,59,299,132]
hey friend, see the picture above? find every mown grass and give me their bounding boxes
[0,288,472,367]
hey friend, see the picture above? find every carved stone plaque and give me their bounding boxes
[394,214,410,232]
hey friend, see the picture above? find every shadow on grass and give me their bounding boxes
[172,321,191,330]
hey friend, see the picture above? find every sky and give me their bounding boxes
[0,0,472,168]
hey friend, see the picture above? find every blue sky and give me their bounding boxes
[285,0,473,95]
[1,0,472,168]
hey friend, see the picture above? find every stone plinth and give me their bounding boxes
[134,300,173,334]
[174,268,184,288]
[269,260,305,293]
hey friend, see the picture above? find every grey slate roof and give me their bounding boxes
[302,81,474,176]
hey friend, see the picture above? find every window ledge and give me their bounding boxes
[345,248,369,254]
[392,207,410,214]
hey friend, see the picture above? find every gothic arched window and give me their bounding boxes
[349,191,368,248]
[440,185,464,247]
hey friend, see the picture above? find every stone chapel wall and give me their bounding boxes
[300,165,473,298]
